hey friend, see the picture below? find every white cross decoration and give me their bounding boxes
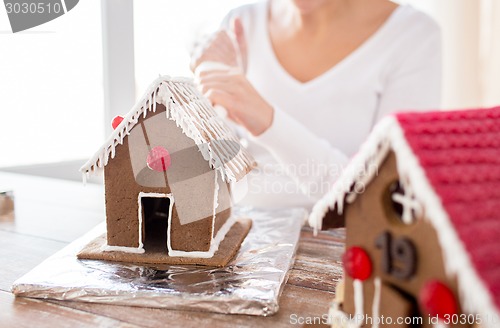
[392,189,422,224]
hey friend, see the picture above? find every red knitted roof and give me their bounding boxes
[395,107,500,309]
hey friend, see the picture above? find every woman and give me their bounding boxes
[193,0,441,209]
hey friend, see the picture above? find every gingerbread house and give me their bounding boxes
[310,107,500,327]
[78,76,256,265]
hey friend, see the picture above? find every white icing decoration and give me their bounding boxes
[167,215,237,259]
[309,118,393,233]
[328,300,362,328]
[212,170,220,240]
[371,278,381,328]
[165,171,237,259]
[102,245,145,254]
[310,116,500,328]
[392,190,421,224]
[80,76,255,184]
[353,279,364,320]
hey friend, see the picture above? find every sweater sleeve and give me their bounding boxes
[376,28,442,119]
[251,106,349,201]
[217,5,350,202]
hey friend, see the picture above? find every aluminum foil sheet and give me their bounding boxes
[12,207,306,316]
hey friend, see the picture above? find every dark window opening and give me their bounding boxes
[383,180,419,225]
[389,180,405,218]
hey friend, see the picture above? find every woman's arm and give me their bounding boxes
[195,5,442,203]
[199,69,350,201]
[252,105,350,200]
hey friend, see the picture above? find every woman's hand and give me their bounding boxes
[194,17,270,136]
[191,18,247,72]
[199,69,274,136]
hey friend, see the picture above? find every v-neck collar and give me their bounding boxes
[261,3,405,89]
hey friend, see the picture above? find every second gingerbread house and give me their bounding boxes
[310,107,500,327]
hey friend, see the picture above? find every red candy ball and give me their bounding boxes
[419,280,458,318]
[147,146,171,172]
[111,115,124,130]
[343,246,372,281]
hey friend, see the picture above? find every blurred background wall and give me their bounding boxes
[402,0,500,108]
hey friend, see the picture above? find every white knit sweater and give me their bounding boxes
[221,1,441,209]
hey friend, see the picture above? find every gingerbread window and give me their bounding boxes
[384,180,422,225]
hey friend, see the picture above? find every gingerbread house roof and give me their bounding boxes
[80,76,256,183]
[310,107,500,327]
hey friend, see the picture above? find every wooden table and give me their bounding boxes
[0,172,344,327]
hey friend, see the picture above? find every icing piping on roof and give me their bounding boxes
[80,76,255,183]
[309,116,499,327]
[309,117,394,229]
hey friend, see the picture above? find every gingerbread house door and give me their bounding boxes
[139,193,174,252]
[375,282,420,327]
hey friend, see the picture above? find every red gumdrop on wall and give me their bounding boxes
[147,146,171,172]
[419,280,458,318]
[111,115,124,130]
[343,246,372,281]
